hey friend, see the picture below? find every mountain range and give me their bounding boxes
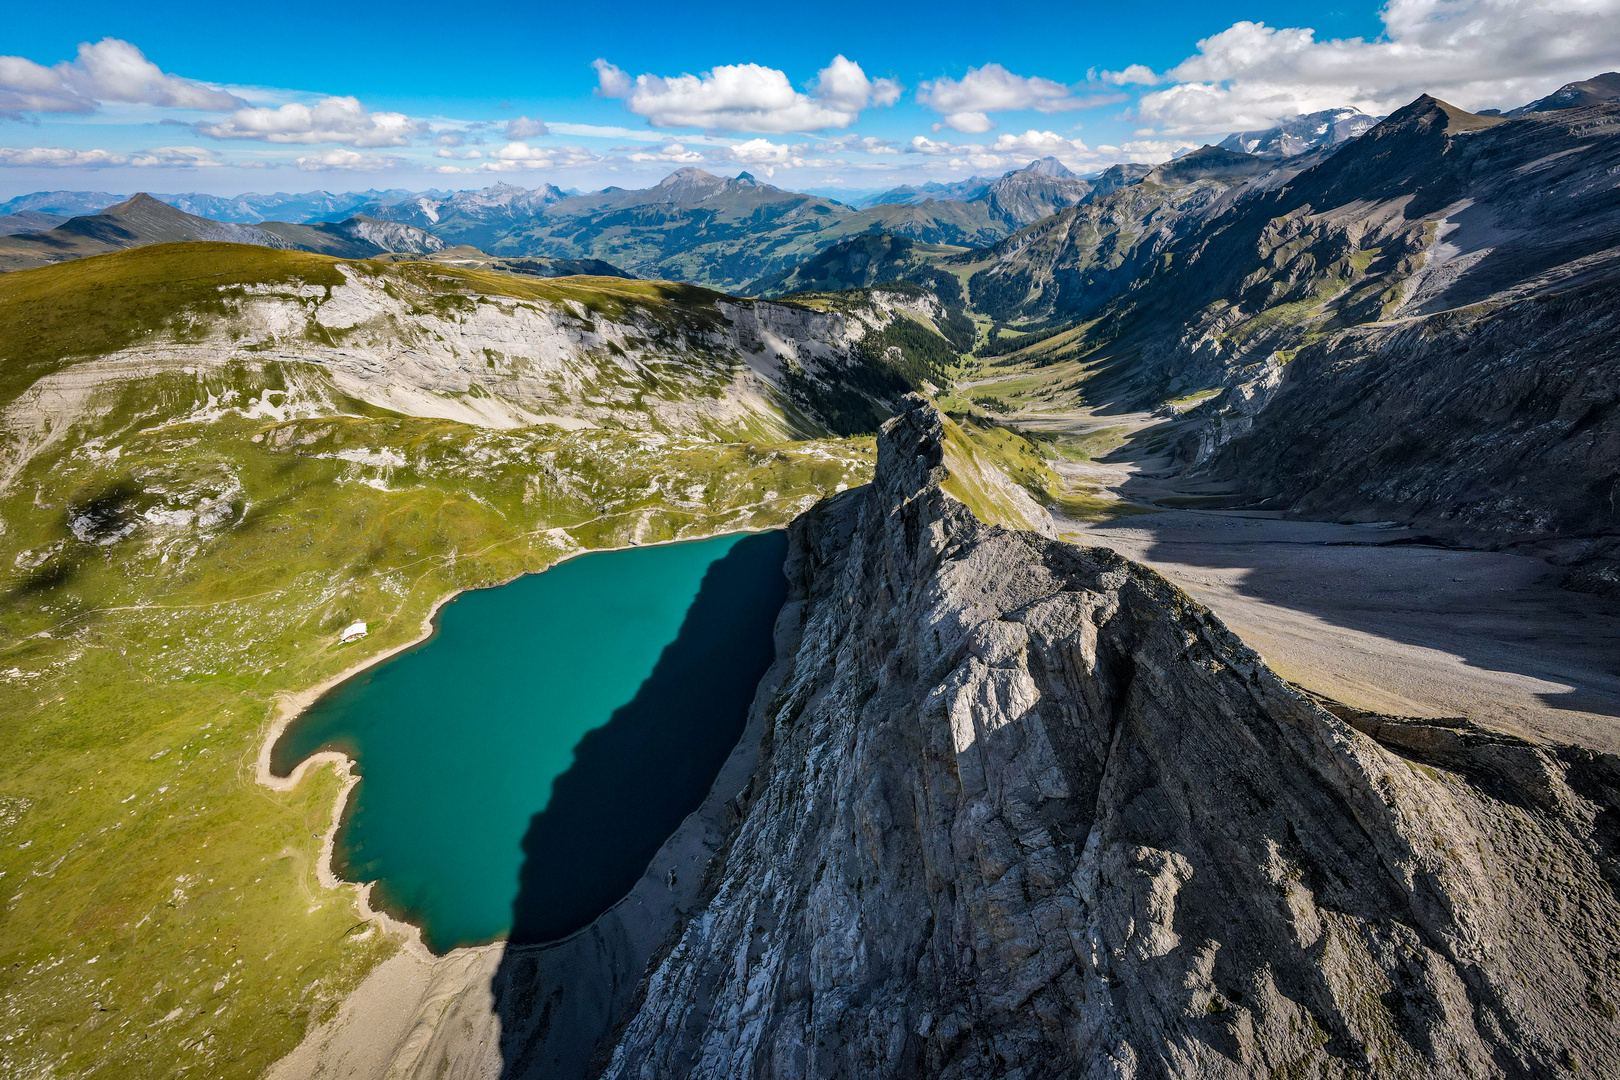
[0,158,1118,291]
[847,175,996,209]
[0,194,446,271]
[350,160,1102,289]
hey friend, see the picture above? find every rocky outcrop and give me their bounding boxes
[600,396,1620,1079]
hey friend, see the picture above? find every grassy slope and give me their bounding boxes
[0,244,736,414]
[0,246,875,1079]
[0,246,348,412]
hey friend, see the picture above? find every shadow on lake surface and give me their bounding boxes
[506,529,787,944]
[489,529,788,1080]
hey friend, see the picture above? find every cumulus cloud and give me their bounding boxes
[294,148,405,171]
[816,134,900,154]
[0,38,243,117]
[438,142,604,172]
[0,143,243,170]
[988,129,1089,155]
[197,96,424,147]
[729,138,807,168]
[0,145,128,167]
[627,142,708,163]
[1135,0,1620,134]
[593,55,901,132]
[911,129,1088,155]
[917,64,1116,133]
[128,145,227,168]
[505,115,548,139]
[815,55,903,110]
[1111,138,1203,162]
[905,129,1103,171]
[1100,64,1161,86]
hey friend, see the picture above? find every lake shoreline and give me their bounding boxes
[252,522,790,960]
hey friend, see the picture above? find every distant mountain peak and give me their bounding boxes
[1384,94,1505,135]
[1217,108,1380,158]
[733,171,757,185]
[1507,72,1620,116]
[1015,157,1076,178]
[106,192,172,214]
[658,167,721,185]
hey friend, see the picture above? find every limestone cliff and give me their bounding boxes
[601,396,1620,1079]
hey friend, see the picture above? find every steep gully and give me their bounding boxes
[275,397,1620,1079]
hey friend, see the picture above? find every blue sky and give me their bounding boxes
[1,0,1616,197]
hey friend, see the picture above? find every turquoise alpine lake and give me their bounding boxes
[271,530,788,954]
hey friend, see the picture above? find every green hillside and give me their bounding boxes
[0,243,879,1079]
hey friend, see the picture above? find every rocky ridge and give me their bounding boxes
[595,397,1620,1079]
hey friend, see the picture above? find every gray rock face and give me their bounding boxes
[602,397,1620,1079]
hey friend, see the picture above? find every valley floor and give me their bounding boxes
[1032,409,1620,752]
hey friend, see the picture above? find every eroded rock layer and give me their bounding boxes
[603,397,1620,1079]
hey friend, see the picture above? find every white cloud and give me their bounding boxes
[505,116,548,139]
[592,55,900,132]
[917,64,1112,132]
[910,130,1090,156]
[547,121,740,145]
[815,55,903,110]
[0,146,128,167]
[0,58,88,114]
[1100,64,1161,86]
[198,96,424,147]
[934,112,996,135]
[0,38,243,117]
[440,142,603,172]
[907,135,958,156]
[294,148,405,171]
[988,129,1090,155]
[128,145,227,168]
[906,129,1103,172]
[729,138,807,168]
[628,142,708,163]
[816,134,900,154]
[1135,0,1620,134]
[1113,138,1203,161]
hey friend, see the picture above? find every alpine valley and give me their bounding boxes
[3,54,1620,1080]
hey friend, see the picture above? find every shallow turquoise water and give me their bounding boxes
[271,530,787,953]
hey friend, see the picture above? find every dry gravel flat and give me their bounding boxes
[1069,511,1620,751]
[1021,406,1620,752]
